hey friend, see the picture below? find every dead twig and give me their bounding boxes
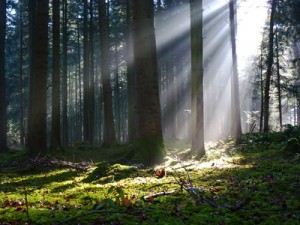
[143,190,177,201]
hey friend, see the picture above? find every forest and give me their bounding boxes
[0,0,300,224]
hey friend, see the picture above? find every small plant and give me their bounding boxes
[94,186,132,210]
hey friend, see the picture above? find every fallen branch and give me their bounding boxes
[143,190,177,201]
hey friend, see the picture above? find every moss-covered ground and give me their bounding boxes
[1,130,300,224]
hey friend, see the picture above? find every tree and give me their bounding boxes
[190,0,205,157]
[99,0,116,146]
[263,0,277,132]
[18,0,25,149]
[27,0,49,155]
[275,28,283,129]
[88,0,95,144]
[126,0,136,144]
[0,0,7,153]
[62,0,68,146]
[51,0,61,150]
[229,0,242,143]
[83,0,90,142]
[132,0,165,165]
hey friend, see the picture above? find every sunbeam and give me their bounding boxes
[155,0,268,143]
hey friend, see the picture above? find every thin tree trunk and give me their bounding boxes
[260,45,264,132]
[62,0,68,146]
[0,0,7,152]
[275,29,282,130]
[19,0,25,149]
[76,13,83,142]
[83,0,90,142]
[99,0,116,146]
[126,0,136,144]
[190,0,205,157]
[51,0,61,150]
[114,45,121,141]
[229,0,242,143]
[88,0,95,144]
[27,0,36,149]
[263,0,277,132]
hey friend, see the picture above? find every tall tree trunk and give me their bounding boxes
[126,0,136,144]
[0,0,7,152]
[19,0,25,149]
[27,0,49,155]
[114,45,121,141]
[275,29,282,130]
[62,0,68,146]
[83,0,89,142]
[27,0,36,149]
[260,45,264,132]
[263,0,277,132]
[99,0,116,146]
[51,0,61,150]
[132,0,165,165]
[190,0,205,158]
[76,12,83,142]
[88,0,95,144]
[229,0,242,143]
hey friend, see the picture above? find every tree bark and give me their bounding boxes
[19,0,25,149]
[0,0,7,152]
[51,0,61,150]
[229,0,242,143]
[275,29,282,130]
[132,0,165,165]
[83,0,90,142]
[114,45,121,141]
[62,0,68,146]
[88,0,95,144]
[260,45,264,132]
[27,0,49,155]
[190,0,205,158]
[99,0,116,146]
[263,0,277,132]
[126,0,136,144]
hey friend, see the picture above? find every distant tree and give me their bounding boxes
[18,0,25,149]
[229,0,242,143]
[62,0,68,146]
[263,0,277,132]
[275,28,283,130]
[88,0,95,144]
[190,0,205,157]
[99,0,116,146]
[126,0,136,144]
[83,0,90,142]
[0,0,7,153]
[132,0,165,165]
[51,0,61,150]
[27,0,49,155]
[260,45,264,132]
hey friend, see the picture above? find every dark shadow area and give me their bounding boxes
[0,169,80,194]
[82,162,143,184]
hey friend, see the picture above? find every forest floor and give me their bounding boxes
[0,129,300,225]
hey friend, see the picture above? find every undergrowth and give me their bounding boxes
[0,129,300,224]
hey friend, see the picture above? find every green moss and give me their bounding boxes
[132,136,166,165]
[1,132,300,224]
